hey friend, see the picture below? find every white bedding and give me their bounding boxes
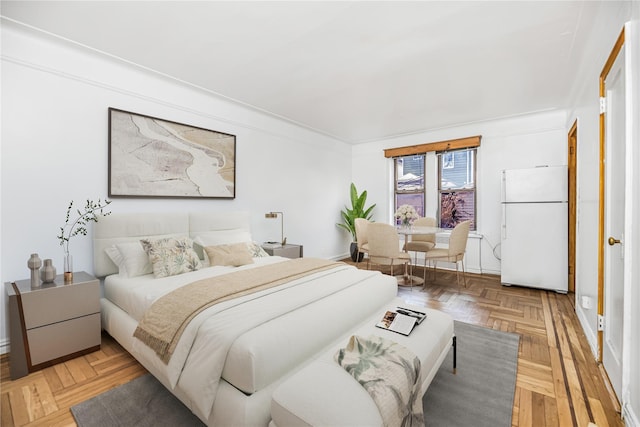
[104,257,397,423]
[104,256,286,321]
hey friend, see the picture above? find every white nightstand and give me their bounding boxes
[261,243,303,259]
[5,271,101,379]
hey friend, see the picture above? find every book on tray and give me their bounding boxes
[375,307,427,336]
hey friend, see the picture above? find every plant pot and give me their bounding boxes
[350,242,364,262]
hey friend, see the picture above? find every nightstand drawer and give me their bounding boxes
[27,313,101,365]
[22,280,99,329]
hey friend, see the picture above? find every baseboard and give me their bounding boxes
[0,338,10,356]
[575,305,598,359]
[623,400,640,427]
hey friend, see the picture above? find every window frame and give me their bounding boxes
[437,148,477,230]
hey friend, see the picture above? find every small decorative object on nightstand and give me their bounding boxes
[58,198,111,283]
[261,243,303,259]
[27,253,42,288]
[5,271,101,380]
[40,259,56,283]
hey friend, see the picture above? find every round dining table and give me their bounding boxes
[395,225,444,287]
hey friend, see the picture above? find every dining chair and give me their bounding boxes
[366,223,414,287]
[424,220,471,288]
[403,217,437,281]
[354,218,370,263]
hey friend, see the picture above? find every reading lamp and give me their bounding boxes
[265,211,286,246]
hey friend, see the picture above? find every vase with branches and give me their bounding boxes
[57,199,111,282]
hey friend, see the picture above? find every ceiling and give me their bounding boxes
[2,1,602,143]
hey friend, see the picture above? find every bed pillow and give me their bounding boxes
[105,245,127,276]
[115,241,153,277]
[248,242,270,258]
[204,243,254,267]
[193,229,253,259]
[140,237,202,278]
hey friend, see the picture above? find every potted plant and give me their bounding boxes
[337,183,375,262]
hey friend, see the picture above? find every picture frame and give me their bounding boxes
[108,108,236,199]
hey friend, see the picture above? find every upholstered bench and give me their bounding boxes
[270,298,454,427]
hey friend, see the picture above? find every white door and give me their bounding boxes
[603,47,625,400]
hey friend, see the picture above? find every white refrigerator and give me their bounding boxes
[501,166,568,293]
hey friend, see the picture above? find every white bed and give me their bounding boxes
[94,211,400,426]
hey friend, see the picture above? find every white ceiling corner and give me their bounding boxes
[1,1,603,143]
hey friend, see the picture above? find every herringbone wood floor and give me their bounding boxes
[1,263,624,427]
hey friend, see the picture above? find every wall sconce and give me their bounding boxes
[265,211,286,246]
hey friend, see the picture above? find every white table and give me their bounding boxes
[396,226,444,286]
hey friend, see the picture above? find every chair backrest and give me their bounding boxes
[367,223,401,258]
[354,218,369,245]
[448,220,471,257]
[411,217,436,243]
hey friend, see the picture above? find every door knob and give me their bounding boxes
[608,237,621,246]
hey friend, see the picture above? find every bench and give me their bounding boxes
[270,299,455,426]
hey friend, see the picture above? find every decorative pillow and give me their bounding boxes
[105,245,127,276]
[247,242,270,258]
[193,229,253,259]
[115,241,153,277]
[204,243,254,267]
[140,237,201,278]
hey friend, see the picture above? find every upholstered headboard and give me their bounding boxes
[93,211,250,278]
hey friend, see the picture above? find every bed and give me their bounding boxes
[93,211,401,426]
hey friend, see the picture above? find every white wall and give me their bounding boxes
[0,21,354,353]
[352,109,568,276]
[565,1,638,424]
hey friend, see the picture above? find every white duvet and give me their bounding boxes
[104,257,397,421]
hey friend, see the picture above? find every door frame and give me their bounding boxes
[597,27,625,363]
[567,120,577,294]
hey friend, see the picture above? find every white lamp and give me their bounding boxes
[265,211,286,246]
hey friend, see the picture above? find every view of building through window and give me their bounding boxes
[438,149,476,229]
[394,154,425,221]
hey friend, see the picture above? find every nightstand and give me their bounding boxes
[5,271,101,379]
[261,243,303,259]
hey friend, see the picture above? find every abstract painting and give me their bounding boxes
[108,108,236,199]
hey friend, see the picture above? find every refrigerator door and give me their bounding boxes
[501,202,568,292]
[502,166,567,203]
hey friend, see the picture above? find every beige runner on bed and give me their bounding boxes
[134,258,341,363]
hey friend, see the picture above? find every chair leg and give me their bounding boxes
[455,261,461,289]
[423,257,427,282]
[461,259,467,288]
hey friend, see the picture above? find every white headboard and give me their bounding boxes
[93,211,250,278]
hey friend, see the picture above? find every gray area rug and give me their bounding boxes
[423,321,520,427]
[72,321,518,427]
[71,373,205,427]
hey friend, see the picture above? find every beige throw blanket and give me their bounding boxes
[335,335,423,427]
[134,258,340,363]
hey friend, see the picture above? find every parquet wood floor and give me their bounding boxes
[0,263,624,427]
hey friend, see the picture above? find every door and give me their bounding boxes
[601,35,625,400]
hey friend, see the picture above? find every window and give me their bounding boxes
[438,149,476,229]
[394,154,425,222]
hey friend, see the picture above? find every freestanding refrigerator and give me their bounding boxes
[501,165,568,293]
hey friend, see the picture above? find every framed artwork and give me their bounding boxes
[108,108,236,199]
